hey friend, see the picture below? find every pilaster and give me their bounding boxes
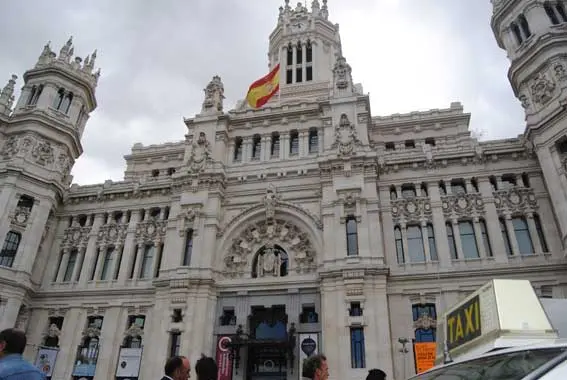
[79,213,105,285]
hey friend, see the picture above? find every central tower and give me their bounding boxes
[268,0,342,102]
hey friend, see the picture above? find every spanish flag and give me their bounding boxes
[246,64,280,109]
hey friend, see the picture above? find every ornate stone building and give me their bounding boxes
[0,1,567,379]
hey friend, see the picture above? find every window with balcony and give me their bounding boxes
[349,302,363,317]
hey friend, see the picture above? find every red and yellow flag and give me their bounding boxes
[246,64,280,109]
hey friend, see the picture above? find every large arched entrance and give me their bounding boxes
[214,188,323,380]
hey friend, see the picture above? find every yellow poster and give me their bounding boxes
[414,342,436,374]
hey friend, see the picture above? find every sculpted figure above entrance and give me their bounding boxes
[223,219,316,278]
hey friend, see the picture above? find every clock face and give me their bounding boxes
[292,22,304,32]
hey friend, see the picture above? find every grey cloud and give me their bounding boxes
[0,1,526,184]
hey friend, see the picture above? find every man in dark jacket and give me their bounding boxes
[161,355,190,380]
[195,355,217,380]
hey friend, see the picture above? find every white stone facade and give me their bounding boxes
[0,1,567,380]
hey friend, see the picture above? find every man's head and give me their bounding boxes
[367,368,387,380]
[302,354,328,380]
[0,329,27,359]
[195,354,217,380]
[165,355,191,380]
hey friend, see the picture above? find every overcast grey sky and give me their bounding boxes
[0,1,524,186]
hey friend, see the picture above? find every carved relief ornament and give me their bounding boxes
[493,187,537,214]
[201,75,225,113]
[135,219,167,244]
[178,206,202,236]
[224,219,316,278]
[187,132,212,173]
[530,72,556,105]
[391,197,432,224]
[441,193,484,218]
[332,114,361,156]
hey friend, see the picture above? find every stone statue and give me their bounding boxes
[187,132,212,172]
[333,55,352,91]
[263,184,280,219]
[201,75,225,113]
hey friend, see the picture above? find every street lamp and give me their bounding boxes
[398,337,410,380]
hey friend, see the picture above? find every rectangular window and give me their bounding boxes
[287,49,293,66]
[296,67,302,83]
[0,231,21,268]
[299,305,319,323]
[286,69,293,84]
[129,247,138,279]
[63,250,77,282]
[100,247,114,281]
[113,247,123,280]
[183,229,193,266]
[349,302,363,317]
[154,243,163,278]
[169,332,181,357]
[296,46,303,64]
[350,327,366,368]
[91,248,100,281]
[139,245,155,279]
[306,66,313,81]
[346,217,358,256]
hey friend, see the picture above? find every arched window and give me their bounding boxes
[427,224,438,261]
[27,85,37,106]
[0,231,21,268]
[395,226,404,264]
[446,222,457,259]
[557,2,567,22]
[60,92,73,114]
[500,218,513,256]
[545,2,560,24]
[479,219,492,257]
[518,14,532,39]
[513,216,533,255]
[511,22,523,44]
[251,245,288,278]
[459,221,479,259]
[534,214,549,252]
[346,216,358,256]
[407,225,425,262]
[53,88,65,110]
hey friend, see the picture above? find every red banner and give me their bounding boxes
[216,336,233,380]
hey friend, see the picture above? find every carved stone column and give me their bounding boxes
[79,213,105,285]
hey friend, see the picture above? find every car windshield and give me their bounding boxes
[410,347,567,380]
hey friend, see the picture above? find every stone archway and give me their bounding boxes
[223,218,316,278]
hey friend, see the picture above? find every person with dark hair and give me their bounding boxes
[162,355,190,380]
[195,354,217,380]
[366,368,387,380]
[0,328,45,379]
[301,354,328,380]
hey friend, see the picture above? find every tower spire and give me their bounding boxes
[0,75,17,116]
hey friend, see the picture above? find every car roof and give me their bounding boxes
[411,339,567,378]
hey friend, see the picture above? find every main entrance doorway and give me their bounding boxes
[246,306,291,380]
